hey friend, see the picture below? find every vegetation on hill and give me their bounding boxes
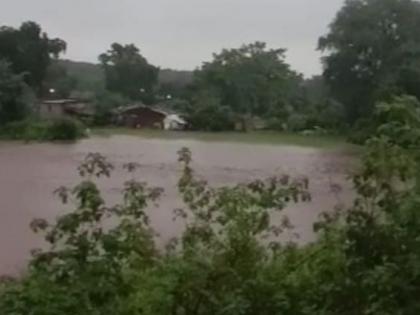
[46,61,193,100]
[158,68,193,98]
[54,59,105,95]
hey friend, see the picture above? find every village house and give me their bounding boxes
[38,99,94,122]
[116,104,186,130]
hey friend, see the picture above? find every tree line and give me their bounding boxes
[1,0,420,138]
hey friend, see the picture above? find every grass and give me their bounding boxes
[92,128,358,150]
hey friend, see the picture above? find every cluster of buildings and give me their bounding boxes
[38,99,187,130]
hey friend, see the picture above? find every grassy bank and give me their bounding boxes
[93,127,357,150]
[0,119,86,141]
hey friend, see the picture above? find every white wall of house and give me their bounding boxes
[163,114,187,130]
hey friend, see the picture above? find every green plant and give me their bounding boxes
[286,113,308,131]
[0,119,49,140]
[46,118,85,140]
[0,118,85,141]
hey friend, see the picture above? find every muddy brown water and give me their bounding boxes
[0,135,356,275]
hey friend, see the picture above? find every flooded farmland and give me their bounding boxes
[0,135,356,275]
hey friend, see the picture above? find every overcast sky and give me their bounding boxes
[1,0,345,77]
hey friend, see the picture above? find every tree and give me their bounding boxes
[44,61,77,98]
[99,43,159,103]
[157,69,193,100]
[319,0,420,124]
[300,76,346,130]
[192,42,303,119]
[187,89,235,131]
[0,59,29,123]
[0,21,66,94]
[92,91,129,126]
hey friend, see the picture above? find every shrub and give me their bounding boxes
[286,113,308,131]
[266,117,286,131]
[0,119,48,140]
[0,118,85,141]
[188,104,235,131]
[46,118,85,140]
[185,89,236,131]
[92,91,129,126]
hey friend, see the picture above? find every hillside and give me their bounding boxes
[158,68,193,87]
[56,59,193,92]
[56,59,105,91]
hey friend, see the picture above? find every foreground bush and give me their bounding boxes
[2,95,420,314]
[0,118,85,141]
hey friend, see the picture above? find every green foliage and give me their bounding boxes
[0,119,48,140]
[266,117,286,131]
[286,113,308,132]
[191,42,303,119]
[0,59,29,123]
[302,94,420,314]
[0,21,66,93]
[158,69,193,99]
[187,90,235,131]
[319,0,420,124]
[348,94,420,145]
[43,61,78,98]
[92,91,129,126]
[99,43,159,103]
[302,76,346,131]
[57,59,105,93]
[47,118,85,140]
[0,118,85,141]
[50,60,193,101]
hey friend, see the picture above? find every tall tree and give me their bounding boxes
[44,61,77,98]
[0,60,28,123]
[0,21,66,94]
[192,42,303,118]
[319,0,420,124]
[99,43,158,103]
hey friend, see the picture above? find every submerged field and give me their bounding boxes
[93,128,357,150]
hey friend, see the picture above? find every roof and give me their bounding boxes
[116,104,170,116]
[41,99,79,105]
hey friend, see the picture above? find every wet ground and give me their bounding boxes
[0,135,356,275]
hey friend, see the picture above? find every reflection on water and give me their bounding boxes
[0,135,355,275]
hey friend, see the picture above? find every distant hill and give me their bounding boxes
[158,69,193,88]
[56,60,193,93]
[57,60,105,91]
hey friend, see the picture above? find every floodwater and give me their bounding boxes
[0,135,356,275]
